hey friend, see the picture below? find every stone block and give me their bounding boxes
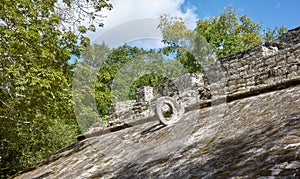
[289,65,298,72]
[265,57,276,65]
[287,55,297,63]
[136,86,154,102]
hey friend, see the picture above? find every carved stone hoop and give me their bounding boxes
[155,97,184,125]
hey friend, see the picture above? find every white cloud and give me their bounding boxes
[89,0,198,48]
[275,3,281,9]
[92,18,163,48]
[102,0,197,29]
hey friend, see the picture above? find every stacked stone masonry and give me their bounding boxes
[106,73,210,126]
[221,41,300,95]
[106,26,300,127]
[221,27,300,95]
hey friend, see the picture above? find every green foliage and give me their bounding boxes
[73,43,112,131]
[111,52,186,102]
[129,73,167,99]
[262,26,287,42]
[159,14,215,73]
[76,44,147,125]
[159,7,287,74]
[0,0,112,178]
[159,14,193,48]
[97,45,148,105]
[79,44,187,121]
[196,6,263,58]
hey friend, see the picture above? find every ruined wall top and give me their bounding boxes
[220,26,300,63]
[91,26,300,131]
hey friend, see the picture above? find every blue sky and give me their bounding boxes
[184,0,300,30]
[91,0,300,48]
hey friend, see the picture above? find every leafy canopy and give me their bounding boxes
[159,6,287,66]
[196,7,262,58]
[0,0,112,178]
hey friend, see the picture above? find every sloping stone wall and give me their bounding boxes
[11,74,300,179]
[10,26,300,179]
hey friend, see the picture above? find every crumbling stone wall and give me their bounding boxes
[221,35,300,95]
[105,26,300,127]
[136,86,154,102]
[106,73,209,126]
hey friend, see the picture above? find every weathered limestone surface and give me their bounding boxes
[11,27,300,179]
[12,84,300,179]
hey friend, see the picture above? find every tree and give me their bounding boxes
[112,52,186,101]
[159,14,215,73]
[76,44,148,126]
[262,26,287,42]
[0,0,112,178]
[196,6,263,58]
[73,43,112,130]
[159,7,288,73]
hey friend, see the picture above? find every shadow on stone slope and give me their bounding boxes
[108,114,299,179]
